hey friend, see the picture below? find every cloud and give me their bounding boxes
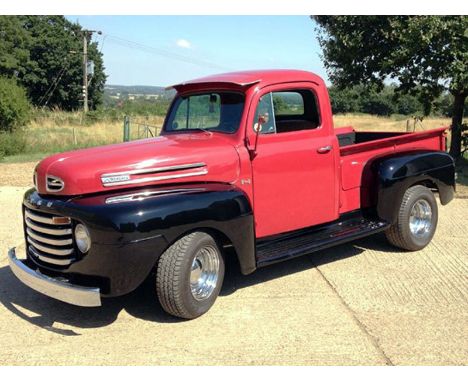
[176,39,191,49]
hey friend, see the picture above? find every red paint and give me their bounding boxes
[34,70,448,238]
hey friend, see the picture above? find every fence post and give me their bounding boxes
[123,115,130,142]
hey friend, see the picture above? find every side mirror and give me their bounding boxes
[249,115,266,159]
[257,114,267,127]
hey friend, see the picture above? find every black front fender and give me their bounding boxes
[374,150,455,224]
[24,183,255,297]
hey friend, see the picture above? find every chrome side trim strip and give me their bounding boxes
[102,162,207,178]
[25,218,72,236]
[29,246,73,265]
[27,237,73,256]
[26,228,73,246]
[102,168,208,187]
[8,247,101,307]
[105,188,206,204]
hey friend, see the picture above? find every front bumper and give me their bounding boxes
[8,247,101,307]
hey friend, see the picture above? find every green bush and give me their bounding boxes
[395,93,424,116]
[361,94,396,116]
[0,76,31,132]
[0,130,27,159]
[328,86,362,114]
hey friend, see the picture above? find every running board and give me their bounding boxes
[256,214,390,267]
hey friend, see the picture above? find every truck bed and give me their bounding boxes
[334,126,448,214]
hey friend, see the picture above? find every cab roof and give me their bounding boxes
[169,69,324,92]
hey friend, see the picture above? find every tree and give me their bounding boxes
[360,86,396,116]
[0,76,31,132]
[0,16,106,111]
[313,16,467,159]
[0,16,33,80]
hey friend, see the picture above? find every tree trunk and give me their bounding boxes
[449,92,466,160]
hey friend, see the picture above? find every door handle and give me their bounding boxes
[317,145,332,154]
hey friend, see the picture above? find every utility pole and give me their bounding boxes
[81,29,102,113]
[82,32,89,112]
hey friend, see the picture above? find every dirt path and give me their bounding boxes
[0,187,466,365]
[0,163,466,365]
[0,162,36,188]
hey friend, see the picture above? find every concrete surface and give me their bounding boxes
[0,185,466,365]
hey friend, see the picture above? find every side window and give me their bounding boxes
[253,93,276,134]
[253,89,320,135]
[273,92,304,116]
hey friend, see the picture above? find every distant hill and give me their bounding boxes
[105,85,167,95]
[104,85,175,101]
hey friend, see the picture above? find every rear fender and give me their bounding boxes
[373,150,455,224]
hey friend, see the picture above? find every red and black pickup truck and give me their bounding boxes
[8,70,455,319]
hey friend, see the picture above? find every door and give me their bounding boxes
[249,86,338,238]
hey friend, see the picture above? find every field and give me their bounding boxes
[333,114,451,132]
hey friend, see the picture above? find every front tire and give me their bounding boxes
[385,185,438,251]
[156,231,225,319]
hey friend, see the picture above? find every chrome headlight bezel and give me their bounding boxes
[75,223,91,253]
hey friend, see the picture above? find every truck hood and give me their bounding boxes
[35,133,240,196]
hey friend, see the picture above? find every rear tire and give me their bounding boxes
[156,231,225,319]
[385,185,438,251]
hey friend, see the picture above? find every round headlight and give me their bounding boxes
[75,224,91,253]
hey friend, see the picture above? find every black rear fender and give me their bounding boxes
[371,150,455,224]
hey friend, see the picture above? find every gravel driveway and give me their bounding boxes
[0,162,466,365]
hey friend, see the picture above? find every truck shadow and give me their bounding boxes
[0,234,397,334]
[220,232,399,296]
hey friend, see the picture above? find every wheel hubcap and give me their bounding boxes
[409,199,432,238]
[190,245,220,301]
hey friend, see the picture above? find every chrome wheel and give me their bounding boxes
[409,199,432,238]
[190,245,220,301]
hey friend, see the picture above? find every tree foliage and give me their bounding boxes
[0,16,106,111]
[313,16,468,158]
[328,84,432,116]
[0,76,31,132]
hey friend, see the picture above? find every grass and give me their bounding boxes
[1,112,165,162]
[333,113,451,132]
[0,112,452,163]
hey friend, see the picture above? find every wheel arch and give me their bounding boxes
[161,226,250,276]
[143,184,257,276]
[371,150,455,224]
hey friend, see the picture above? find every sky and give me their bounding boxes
[65,16,328,87]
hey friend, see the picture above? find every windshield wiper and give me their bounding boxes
[185,127,213,135]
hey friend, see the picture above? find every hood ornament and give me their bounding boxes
[46,175,65,192]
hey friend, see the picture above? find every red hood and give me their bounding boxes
[35,133,240,196]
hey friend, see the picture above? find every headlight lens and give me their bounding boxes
[75,224,91,253]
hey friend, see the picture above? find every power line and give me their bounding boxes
[37,58,70,107]
[42,66,68,108]
[103,33,231,71]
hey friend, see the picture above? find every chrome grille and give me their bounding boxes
[46,176,64,192]
[24,207,75,267]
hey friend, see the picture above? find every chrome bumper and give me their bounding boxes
[8,247,101,307]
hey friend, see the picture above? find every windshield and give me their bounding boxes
[164,92,245,134]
